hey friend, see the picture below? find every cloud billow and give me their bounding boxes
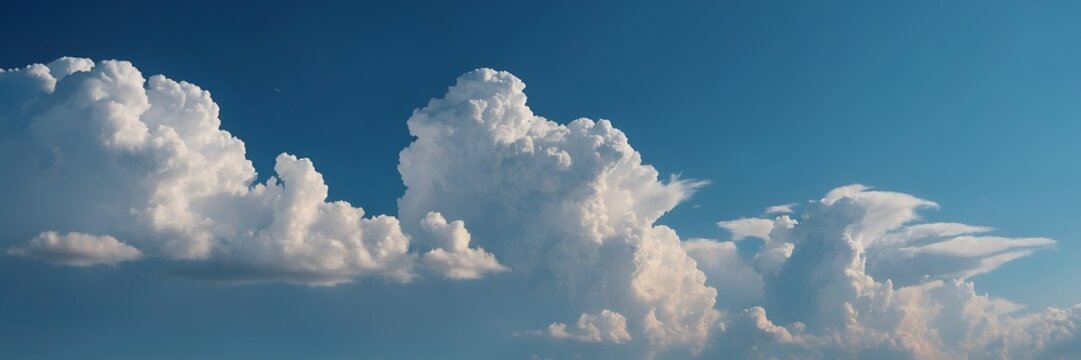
[0,58,502,284]
[398,69,721,351]
[1,58,1078,358]
[701,185,1076,358]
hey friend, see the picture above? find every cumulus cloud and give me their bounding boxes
[397,68,719,352]
[682,239,763,309]
[418,211,507,279]
[3,58,1079,358]
[545,309,633,344]
[7,231,142,266]
[706,185,1077,359]
[0,58,503,285]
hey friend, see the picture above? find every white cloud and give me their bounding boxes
[397,68,719,352]
[682,239,763,309]
[709,185,1078,359]
[546,309,633,344]
[903,235,1054,258]
[764,203,797,214]
[880,222,994,247]
[716,217,774,241]
[7,231,141,266]
[204,153,418,285]
[418,211,507,280]
[0,58,505,286]
[3,58,1080,358]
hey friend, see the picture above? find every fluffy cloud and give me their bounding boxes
[0,58,500,285]
[546,309,633,344]
[417,211,507,280]
[717,218,774,241]
[397,68,719,351]
[706,185,1077,359]
[3,58,1079,358]
[682,239,764,310]
[7,231,142,266]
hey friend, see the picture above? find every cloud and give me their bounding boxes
[716,218,774,241]
[418,211,507,280]
[0,58,503,285]
[397,68,719,352]
[903,235,1054,258]
[202,153,418,285]
[682,239,763,309]
[7,231,141,266]
[3,58,1080,358]
[545,309,633,344]
[764,203,797,214]
[707,185,1077,359]
[879,222,994,246]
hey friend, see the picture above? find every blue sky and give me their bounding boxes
[3,1,1081,359]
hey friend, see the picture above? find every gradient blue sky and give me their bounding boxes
[3,1,1081,358]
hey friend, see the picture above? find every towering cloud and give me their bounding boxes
[2,58,1078,358]
[701,185,1078,359]
[398,69,720,351]
[0,58,500,285]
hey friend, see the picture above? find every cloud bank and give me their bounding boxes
[0,58,502,285]
[1,58,1078,358]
